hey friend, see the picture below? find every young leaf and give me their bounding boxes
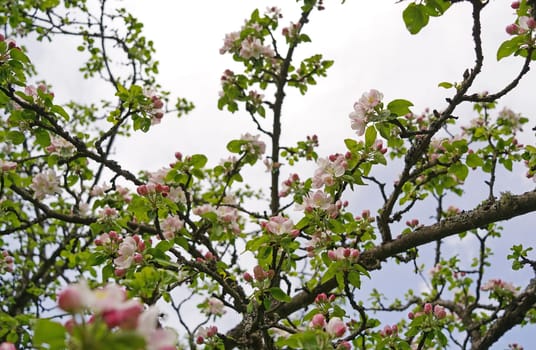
[403,3,430,34]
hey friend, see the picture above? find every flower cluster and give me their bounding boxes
[408,303,447,320]
[144,89,165,125]
[219,17,276,60]
[193,201,241,234]
[239,37,275,59]
[349,89,383,136]
[196,325,218,345]
[203,297,226,316]
[0,250,14,273]
[0,159,16,172]
[94,231,146,274]
[240,133,266,159]
[279,173,300,197]
[30,169,61,200]
[327,247,360,261]
[263,215,296,236]
[481,278,518,294]
[295,190,346,218]
[244,265,275,284]
[282,21,301,40]
[0,34,18,65]
[160,215,184,240]
[57,281,177,350]
[312,153,348,188]
[45,136,75,157]
[309,314,347,338]
[379,324,399,338]
[506,8,536,35]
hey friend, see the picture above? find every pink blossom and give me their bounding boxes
[160,215,184,239]
[90,284,128,313]
[240,133,266,158]
[239,37,275,59]
[326,317,346,337]
[57,280,92,313]
[295,190,332,212]
[0,343,16,350]
[0,160,16,171]
[98,206,118,221]
[114,236,139,269]
[91,183,111,197]
[265,215,294,235]
[167,186,186,203]
[219,31,240,54]
[481,278,518,294]
[327,247,359,261]
[312,155,347,188]
[206,297,226,316]
[45,136,75,157]
[349,89,383,136]
[309,313,326,328]
[30,169,61,199]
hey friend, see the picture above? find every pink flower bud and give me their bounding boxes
[315,293,327,303]
[511,1,520,9]
[115,268,127,277]
[108,231,118,240]
[328,250,337,261]
[64,318,76,334]
[326,317,346,338]
[434,305,446,319]
[196,336,204,344]
[175,152,183,160]
[57,286,84,313]
[424,303,433,314]
[310,313,326,328]
[506,23,519,35]
[243,272,253,282]
[207,326,218,337]
[134,253,143,264]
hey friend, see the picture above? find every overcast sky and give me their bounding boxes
[26,1,536,347]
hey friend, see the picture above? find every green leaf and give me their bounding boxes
[450,162,468,181]
[438,81,453,89]
[190,154,208,168]
[466,153,483,168]
[34,128,51,147]
[403,3,430,35]
[33,319,66,350]
[365,126,377,148]
[347,270,361,288]
[269,287,292,302]
[497,36,525,61]
[387,99,413,116]
[7,130,25,145]
[51,105,70,121]
[227,140,243,153]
